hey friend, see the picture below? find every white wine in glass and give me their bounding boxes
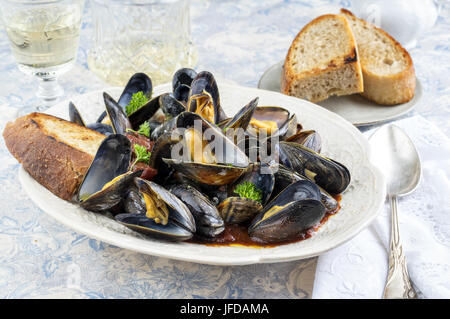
[0,0,85,111]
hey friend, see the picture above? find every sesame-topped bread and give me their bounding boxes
[340,9,415,105]
[281,14,364,103]
[3,112,105,200]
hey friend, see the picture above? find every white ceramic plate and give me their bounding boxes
[18,83,386,265]
[258,61,422,126]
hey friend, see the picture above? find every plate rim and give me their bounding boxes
[18,82,386,265]
[258,60,421,126]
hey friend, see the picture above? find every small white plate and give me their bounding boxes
[258,61,422,126]
[19,83,386,265]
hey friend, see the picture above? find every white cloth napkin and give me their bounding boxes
[312,115,450,299]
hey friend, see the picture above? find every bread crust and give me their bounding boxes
[340,9,416,105]
[3,113,105,201]
[281,14,364,101]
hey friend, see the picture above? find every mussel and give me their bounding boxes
[76,134,135,212]
[162,112,250,186]
[285,130,322,153]
[248,180,326,243]
[277,141,351,194]
[169,184,224,237]
[69,102,113,135]
[115,178,196,241]
[272,165,338,213]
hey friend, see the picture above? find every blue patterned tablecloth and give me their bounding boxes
[0,0,448,298]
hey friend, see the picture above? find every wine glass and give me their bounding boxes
[0,0,85,112]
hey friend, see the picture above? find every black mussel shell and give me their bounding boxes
[218,197,263,225]
[173,84,191,104]
[170,184,224,237]
[124,186,146,215]
[159,93,185,119]
[80,171,141,212]
[172,68,197,92]
[115,213,193,241]
[96,111,107,123]
[118,73,153,108]
[86,123,114,135]
[69,102,86,127]
[104,92,132,135]
[248,199,325,243]
[223,97,259,133]
[128,95,161,129]
[248,180,325,243]
[133,178,196,233]
[188,71,221,124]
[285,130,322,153]
[77,134,132,203]
[277,141,351,194]
[272,165,338,213]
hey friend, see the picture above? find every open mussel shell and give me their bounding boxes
[69,102,113,135]
[115,213,193,241]
[222,97,259,132]
[285,130,322,153]
[115,178,195,241]
[80,171,141,212]
[218,197,263,224]
[104,92,132,135]
[161,112,250,186]
[247,106,289,137]
[159,93,185,119]
[169,184,224,237]
[277,141,351,194]
[248,180,326,243]
[187,71,223,124]
[118,73,153,108]
[173,84,191,104]
[69,102,86,127]
[172,68,197,92]
[77,134,132,202]
[272,165,338,213]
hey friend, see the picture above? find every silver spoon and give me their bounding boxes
[369,124,421,299]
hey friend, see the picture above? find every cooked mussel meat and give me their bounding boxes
[162,112,250,186]
[115,178,195,241]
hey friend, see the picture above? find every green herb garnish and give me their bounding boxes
[233,181,263,203]
[125,121,150,138]
[131,144,151,169]
[125,91,149,116]
[137,121,150,137]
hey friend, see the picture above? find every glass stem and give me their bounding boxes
[36,76,64,111]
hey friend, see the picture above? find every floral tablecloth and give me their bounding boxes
[0,0,448,298]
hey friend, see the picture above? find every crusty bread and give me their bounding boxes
[281,14,364,103]
[3,113,105,201]
[340,9,415,105]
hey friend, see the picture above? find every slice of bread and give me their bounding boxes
[340,9,415,105]
[3,113,105,200]
[281,14,364,103]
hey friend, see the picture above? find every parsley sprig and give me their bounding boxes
[131,144,151,169]
[125,91,149,116]
[126,121,150,138]
[233,181,263,203]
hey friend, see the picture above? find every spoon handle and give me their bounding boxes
[383,195,417,299]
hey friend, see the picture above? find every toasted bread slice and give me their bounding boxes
[340,9,415,105]
[3,113,105,200]
[281,14,364,103]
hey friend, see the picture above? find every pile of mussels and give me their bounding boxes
[69,69,351,244]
